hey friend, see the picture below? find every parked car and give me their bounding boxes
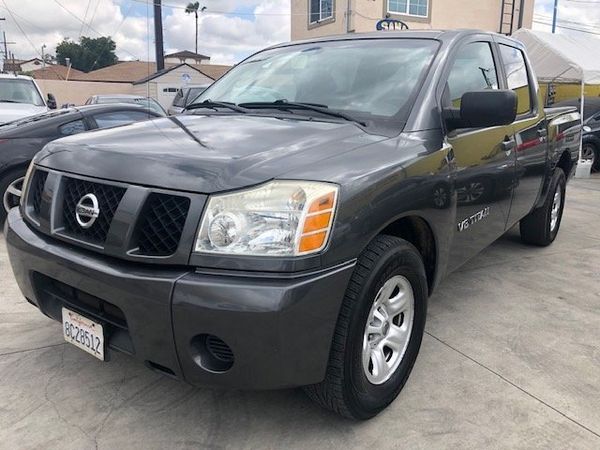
[84,94,166,116]
[0,103,164,223]
[0,74,57,124]
[167,84,211,115]
[553,97,600,171]
[6,30,581,419]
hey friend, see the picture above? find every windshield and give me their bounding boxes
[0,79,45,106]
[186,87,208,105]
[194,39,438,125]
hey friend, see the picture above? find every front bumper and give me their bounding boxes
[5,209,355,389]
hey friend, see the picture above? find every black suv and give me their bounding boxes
[5,30,580,419]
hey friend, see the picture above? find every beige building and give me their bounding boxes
[291,0,534,40]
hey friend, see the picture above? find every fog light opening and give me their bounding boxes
[190,334,234,373]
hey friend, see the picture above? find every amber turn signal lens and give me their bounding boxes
[299,231,327,253]
[308,192,335,213]
[303,212,332,233]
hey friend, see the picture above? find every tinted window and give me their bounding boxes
[185,87,207,106]
[499,44,532,115]
[93,111,152,129]
[59,119,87,136]
[172,89,186,107]
[446,42,498,107]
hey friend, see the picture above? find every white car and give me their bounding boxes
[0,74,56,124]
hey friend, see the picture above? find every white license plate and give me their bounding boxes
[62,308,105,361]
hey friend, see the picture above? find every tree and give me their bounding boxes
[55,36,118,72]
[185,2,206,56]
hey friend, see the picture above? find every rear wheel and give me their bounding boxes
[519,169,566,246]
[304,235,428,419]
[582,142,599,172]
[0,168,27,225]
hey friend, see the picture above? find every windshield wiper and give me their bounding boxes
[0,100,21,103]
[239,100,366,126]
[185,100,248,113]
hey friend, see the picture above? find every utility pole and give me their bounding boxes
[552,0,559,33]
[41,44,46,70]
[153,0,164,71]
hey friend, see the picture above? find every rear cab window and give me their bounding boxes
[498,44,533,115]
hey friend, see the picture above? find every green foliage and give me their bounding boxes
[55,36,118,73]
[185,2,200,15]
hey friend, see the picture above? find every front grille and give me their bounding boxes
[134,193,190,256]
[62,177,126,245]
[31,170,48,215]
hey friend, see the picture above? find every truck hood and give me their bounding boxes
[0,103,48,124]
[35,114,384,193]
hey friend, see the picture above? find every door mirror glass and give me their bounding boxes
[444,90,517,131]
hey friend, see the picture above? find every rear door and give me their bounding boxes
[442,37,517,269]
[497,40,548,226]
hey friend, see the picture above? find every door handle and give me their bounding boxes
[502,139,516,152]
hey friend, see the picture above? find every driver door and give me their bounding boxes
[443,38,516,270]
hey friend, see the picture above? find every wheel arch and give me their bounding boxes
[376,214,438,296]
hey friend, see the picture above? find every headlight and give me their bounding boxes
[19,161,35,208]
[195,180,338,256]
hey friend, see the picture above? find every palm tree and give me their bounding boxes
[185,2,205,56]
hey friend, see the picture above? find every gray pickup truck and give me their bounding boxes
[5,30,580,419]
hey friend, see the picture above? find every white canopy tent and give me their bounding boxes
[513,29,600,170]
[512,29,600,85]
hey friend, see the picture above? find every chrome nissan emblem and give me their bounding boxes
[75,193,100,228]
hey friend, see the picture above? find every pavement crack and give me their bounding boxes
[425,330,600,441]
[0,342,66,358]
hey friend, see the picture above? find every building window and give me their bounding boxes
[388,0,428,17]
[310,0,333,24]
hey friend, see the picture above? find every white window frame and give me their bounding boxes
[309,0,334,24]
[387,0,429,18]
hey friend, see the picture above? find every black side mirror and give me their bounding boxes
[47,93,57,110]
[444,90,517,131]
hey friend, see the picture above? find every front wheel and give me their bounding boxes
[303,235,428,419]
[0,169,27,225]
[582,142,599,172]
[520,169,566,246]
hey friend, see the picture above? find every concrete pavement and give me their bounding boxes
[1,177,599,449]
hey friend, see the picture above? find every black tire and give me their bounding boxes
[0,168,27,225]
[519,169,566,246]
[582,141,599,172]
[303,235,428,419]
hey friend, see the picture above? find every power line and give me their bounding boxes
[78,0,92,39]
[1,0,43,58]
[533,14,600,31]
[53,0,139,60]
[126,0,295,16]
[532,19,600,35]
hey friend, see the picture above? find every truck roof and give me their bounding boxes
[0,73,37,81]
[271,29,523,49]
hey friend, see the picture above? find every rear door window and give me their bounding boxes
[59,119,87,136]
[499,44,532,115]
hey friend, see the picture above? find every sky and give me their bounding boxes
[0,0,291,65]
[0,0,598,67]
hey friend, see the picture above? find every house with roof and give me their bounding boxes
[76,60,231,108]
